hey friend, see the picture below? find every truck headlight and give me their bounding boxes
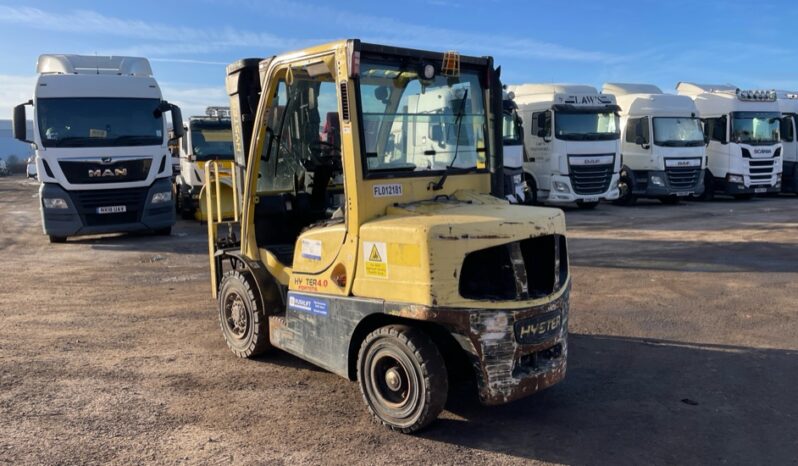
[650,175,665,187]
[151,191,172,204]
[553,181,571,193]
[727,174,744,184]
[43,198,68,209]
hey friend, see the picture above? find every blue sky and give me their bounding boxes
[0,0,797,118]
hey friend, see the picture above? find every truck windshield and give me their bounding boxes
[502,110,523,145]
[731,112,780,145]
[191,122,234,160]
[357,57,488,176]
[653,117,705,147]
[37,98,164,148]
[554,111,619,141]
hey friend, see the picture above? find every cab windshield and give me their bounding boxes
[653,117,705,147]
[731,111,780,145]
[554,110,619,141]
[357,57,488,176]
[37,97,164,148]
[190,121,234,160]
[502,109,523,145]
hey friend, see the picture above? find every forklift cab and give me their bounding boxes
[210,40,570,433]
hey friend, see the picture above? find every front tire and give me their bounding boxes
[357,325,447,433]
[613,171,637,206]
[218,270,271,358]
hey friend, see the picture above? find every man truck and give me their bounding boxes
[676,83,782,200]
[13,54,183,242]
[208,40,571,433]
[507,84,621,209]
[602,83,706,205]
[173,106,235,220]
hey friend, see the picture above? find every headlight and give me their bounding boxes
[151,191,172,204]
[650,175,665,187]
[43,198,68,209]
[727,174,744,184]
[553,181,571,193]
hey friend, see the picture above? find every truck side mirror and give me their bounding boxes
[170,105,184,139]
[634,135,650,150]
[13,102,32,143]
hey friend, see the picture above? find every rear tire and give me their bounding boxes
[48,235,67,244]
[357,325,447,434]
[218,270,271,358]
[576,200,599,209]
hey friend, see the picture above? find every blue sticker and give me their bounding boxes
[287,293,329,316]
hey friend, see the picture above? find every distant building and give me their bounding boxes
[0,120,34,162]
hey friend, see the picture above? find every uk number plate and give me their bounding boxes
[97,205,126,214]
[754,188,767,194]
[676,192,690,197]
[582,196,599,202]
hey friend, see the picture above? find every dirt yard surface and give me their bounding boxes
[1,175,796,465]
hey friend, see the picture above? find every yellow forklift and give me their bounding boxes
[207,40,570,433]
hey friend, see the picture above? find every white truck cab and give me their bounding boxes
[502,89,526,203]
[508,84,621,208]
[776,91,798,194]
[676,83,782,199]
[13,54,183,242]
[174,107,234,219]
[603,83,706,205]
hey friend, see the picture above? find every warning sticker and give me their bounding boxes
[363,241,387,278]
[300,238,322,260]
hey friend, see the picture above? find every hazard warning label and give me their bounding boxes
[363,241,387,278]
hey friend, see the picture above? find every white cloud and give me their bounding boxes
[0,75,36,119]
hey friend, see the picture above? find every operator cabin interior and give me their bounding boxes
[251,59,483,266]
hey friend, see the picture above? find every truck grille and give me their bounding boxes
[748,159,777,184]
[459,235,568,301]
[71,187,148,226]
[666,167,701,190]
[60,159,152,184]
[568,160,614,194]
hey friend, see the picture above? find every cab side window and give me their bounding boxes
[625,117,649,145]
[780,115,795,142]
[530,111,551,138]
[704,116,727,143]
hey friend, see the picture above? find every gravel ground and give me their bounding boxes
[1,175,796,465]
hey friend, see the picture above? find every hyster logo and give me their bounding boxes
[518,315,562,340]
[88,168,127,177]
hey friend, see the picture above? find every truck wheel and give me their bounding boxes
[523,175,538,205]
[357,325,447,433]
[695,172,714,201]
[48,235,67,244]
[576,200,599,209]
[218,270,270,358]
[659,195,680,205]
[613,173,636,206]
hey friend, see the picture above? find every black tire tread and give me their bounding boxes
[357,324,447,434]
[218,270,270,358]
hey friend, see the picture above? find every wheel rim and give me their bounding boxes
[365,343,422,425]
[223,292,249,340]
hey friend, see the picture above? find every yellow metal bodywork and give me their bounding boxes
[213,40,568,310]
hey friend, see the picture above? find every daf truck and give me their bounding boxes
[776,91,798,194]
[676,83,782,199]
[13,54,183,242]
[507,84,621,208]
[174,106,235,219]
[603,83,706,205]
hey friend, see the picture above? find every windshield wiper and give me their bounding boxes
[430,89,468,191]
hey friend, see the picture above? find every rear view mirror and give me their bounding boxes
[374,86,389,104]
[170,104,184,139]
[13,102,32,143]
[536,129,547,138]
